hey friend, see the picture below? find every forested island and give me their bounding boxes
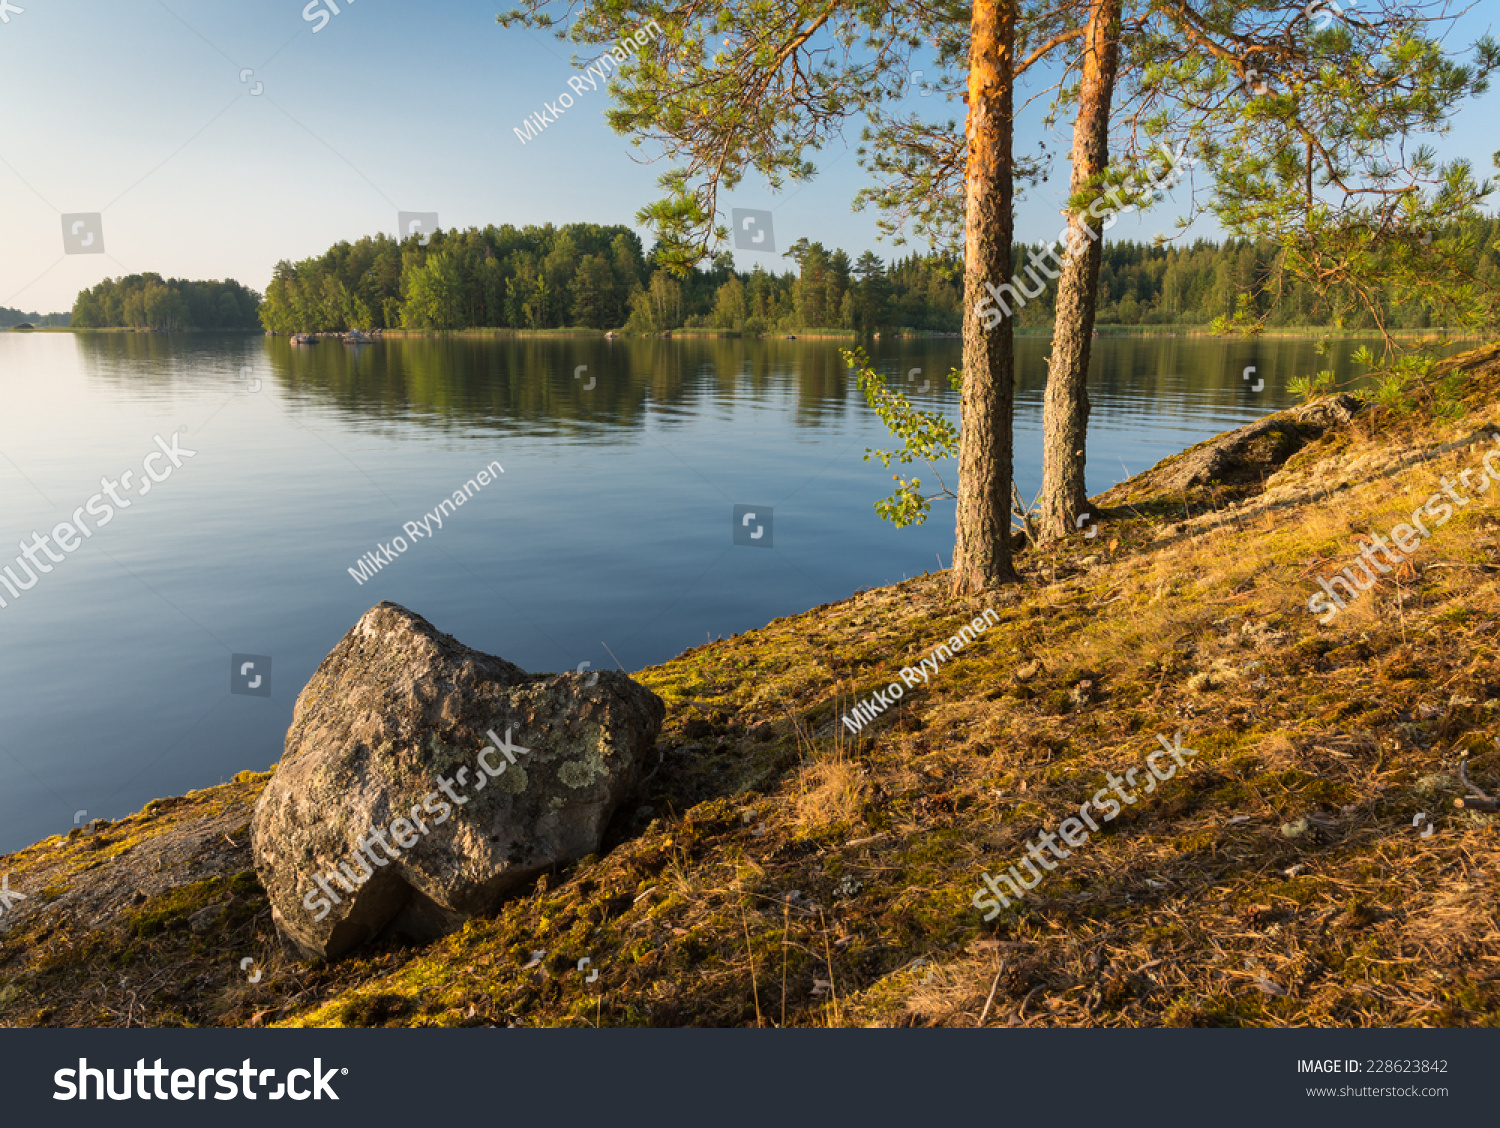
[68,275,263,331]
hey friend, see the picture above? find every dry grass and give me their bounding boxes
[793,754,870,835]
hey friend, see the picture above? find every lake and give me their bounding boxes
[0,331,1371,853]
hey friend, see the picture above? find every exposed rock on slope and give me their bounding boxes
[1098,393,1363,504]
[250,603,664,959]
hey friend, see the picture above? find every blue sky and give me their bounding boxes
[1,0,1496,314]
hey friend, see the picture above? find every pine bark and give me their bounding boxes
[951,0,1020,595]
[1037,0,1122,543]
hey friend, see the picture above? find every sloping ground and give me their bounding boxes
[0,776,277,1026]
[3,342,1500,1029]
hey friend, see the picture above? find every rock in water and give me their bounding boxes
[251,602,665,959]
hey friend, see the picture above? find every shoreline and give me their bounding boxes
[7,325,1492,341]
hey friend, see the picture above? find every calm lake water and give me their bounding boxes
[0,331,1371,852]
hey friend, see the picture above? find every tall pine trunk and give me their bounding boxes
[951,0,1020,595]
[1036,0,1121,544]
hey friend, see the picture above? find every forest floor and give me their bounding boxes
[3,341,1500,1028]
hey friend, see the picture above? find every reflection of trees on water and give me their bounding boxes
[75,333,970,435]
[69,332,1405,438]
[1082,337,1388,422]
[71,331,267,391]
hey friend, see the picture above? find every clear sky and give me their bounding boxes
[1,0,1495,315]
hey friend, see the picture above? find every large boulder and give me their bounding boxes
[251,603,665,959]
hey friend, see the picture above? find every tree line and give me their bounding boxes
[253,215,1500,336]
[258,224,650,334]
[0,306,70,328]
[70,275,263,331]
[1014,218,1500,333]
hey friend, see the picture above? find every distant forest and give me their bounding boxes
[0,306,69,328]
[52,215,1500,335]
[257,216,1500,335]
[69,275,263,331]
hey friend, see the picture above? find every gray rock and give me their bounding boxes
[250,602,665,959]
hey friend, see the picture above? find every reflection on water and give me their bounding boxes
[68,329,1390,434]
[0,330,1397,852]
